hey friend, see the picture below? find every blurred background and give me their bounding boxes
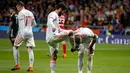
[0,0,130,44]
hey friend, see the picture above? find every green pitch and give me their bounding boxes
[0,38,130,73]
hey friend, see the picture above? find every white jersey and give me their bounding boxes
[18,9,36,38]
[46,11,61,43]
[74,27,94,37]
[73,27,95,48]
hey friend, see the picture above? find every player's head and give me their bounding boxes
[55,2,67,15]
[16,1,25,11]
[8,4,17,14]
[9,7,16,14]
[56,2,67,11]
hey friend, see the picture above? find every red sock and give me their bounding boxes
[62,43,66,54]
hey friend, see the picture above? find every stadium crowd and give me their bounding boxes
[0,0,130,35]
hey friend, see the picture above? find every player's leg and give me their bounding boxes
[11,46,20,71]
[26,37,35,72]
[62,41,66,58]
[50,29,73,43]
[48,30,72,73]
[78,49,84,73]
[26,46,34,72]
[47,46,53,57]
[87,54,93,73]
[11,35,24,71]
[87,42,95,73]
[9,30,16,46]
[49,43,59,73]
[47,30,70,57]
[9,36,15,46]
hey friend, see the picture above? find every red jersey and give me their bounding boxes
[59,14,66,29]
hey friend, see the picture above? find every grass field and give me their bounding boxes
[0,38,130,73]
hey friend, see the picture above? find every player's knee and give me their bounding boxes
[13,45,19,49]
[52,50,58,60]
[62,41,66,44]
[54,50,58,54]
[88,55,93,60]
[16,46,19,49]
[78,53,84,58]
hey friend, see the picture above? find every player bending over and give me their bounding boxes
[46,2,73,73]
[11,1,37,72]
[69,27,98,73]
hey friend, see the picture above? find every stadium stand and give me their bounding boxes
[0,0,130,35]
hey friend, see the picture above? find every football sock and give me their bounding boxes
[28,48,34,67]
[13,46,20,65]
[62,43,66,55]
[78,52,84,73]
[50,60,56,73]
[87,55,93,73]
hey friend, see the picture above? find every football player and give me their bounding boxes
[69,27,98,73]
[46,2,73,73]
[59,12,67,58]
[11,1,37,72]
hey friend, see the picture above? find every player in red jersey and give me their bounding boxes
[59,12,67,58]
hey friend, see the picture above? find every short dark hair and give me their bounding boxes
[8,3,17,11]
[8,6,17,11]
[16,1,25,6]
[56,2,67,11]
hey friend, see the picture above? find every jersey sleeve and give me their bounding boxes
[32,19,37,26]
[31,14,37,27]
